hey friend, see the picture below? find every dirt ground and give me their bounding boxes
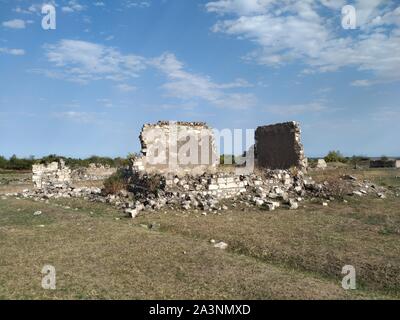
[0,166,399,299]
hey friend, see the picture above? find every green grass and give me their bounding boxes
[0,167,399,299]
[0,171,32,194]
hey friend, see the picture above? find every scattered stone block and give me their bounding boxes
[214,242,228,250]
[316,159,327,169]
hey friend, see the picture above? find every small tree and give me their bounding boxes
[350,155,362,169]
[0,156,7,169]
[324,150,347,163]
[102,169,130,195]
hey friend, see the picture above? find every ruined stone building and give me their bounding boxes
[130,120,307,176]
[131,121,219,176]
[255,121,307,171]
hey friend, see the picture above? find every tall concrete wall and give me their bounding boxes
[255,121,307,171]
[132,121,218,176]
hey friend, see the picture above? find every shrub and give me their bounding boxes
[1,154,132,171]
[350,155,363,168]
[324,151,347,163]
[323,176,353,199]
[139,174,164,195]
[130,173,165,196]
[0,156,7,169]
[7,155,34,170]
[102,169,130,195]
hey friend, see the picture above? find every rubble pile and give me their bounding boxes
[10,119,393,219]
[8,165,392,219]
[123,170,306,217]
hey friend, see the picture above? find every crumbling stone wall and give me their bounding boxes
[132,121,218,176]
[165,173,249,199]
[32,160,71,189]
[71,163,117,181]
[255,121,307,171]
[370,159,400,168]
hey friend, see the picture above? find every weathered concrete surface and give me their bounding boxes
[255,121,307,171]
[132,121,218,176]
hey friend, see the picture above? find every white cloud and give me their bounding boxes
[2,19,26,29]
[97,99,114,108]
[62,0,86,13]
[124,0,151,8]
[13,1,58,15]
[351,79,373,87]
[62,7,74,13]
[206,0,400,84]
[370,106,400,122]
[93,2,106,7]
[264,101,327,115]
[42,39,146,84]
[116,83,137,92]
[206,0,272,15]
[53,111,102,124]
[150,52,256,109]
[13,6,33,14]
[41,40,254,109]
[0,47,25,55]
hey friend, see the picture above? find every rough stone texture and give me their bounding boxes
[123,168,308,215]
[32,160,71,190]
[255,121,307,171]
[72,163,117,181]
[21,166,391,219]
[370,159,400,168]
[316,159,327,169]
[132,121,218,176]
[22,120,393,219]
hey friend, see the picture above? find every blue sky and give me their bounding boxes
[0,0,399,158]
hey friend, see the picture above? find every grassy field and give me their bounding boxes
[0,167,399,299]
[0,170,31,194]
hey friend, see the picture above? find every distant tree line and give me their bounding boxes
[0,152,392,171]
[0,154,130,171]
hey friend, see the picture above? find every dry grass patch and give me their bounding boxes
[135,197,400,296]
[0,197,386,300]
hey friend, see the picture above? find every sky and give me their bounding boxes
[0,0,399,158]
